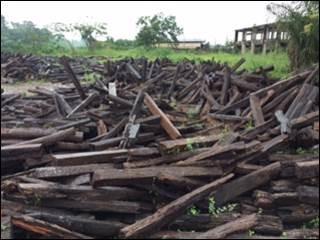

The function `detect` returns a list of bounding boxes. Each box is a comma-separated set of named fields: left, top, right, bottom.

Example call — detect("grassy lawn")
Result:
left=52, top=47, right=290, bottom=79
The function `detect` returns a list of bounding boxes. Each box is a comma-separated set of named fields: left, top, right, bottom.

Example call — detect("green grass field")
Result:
left=55, top=47, right=290, bottom=79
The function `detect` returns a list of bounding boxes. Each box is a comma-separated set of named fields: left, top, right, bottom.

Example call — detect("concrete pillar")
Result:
left=275, top=31, right=281, bottom=52
left=234, top=30, right=238, bottom=42
left=262, top=27, right=269, bottom=55
left=251, top=29, right=256, bottom=54
left=241, top=31, right=246, bottom=54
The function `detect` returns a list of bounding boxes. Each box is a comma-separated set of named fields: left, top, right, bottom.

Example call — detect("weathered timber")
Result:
left=250, top=94, right=265, bottom=126
left=51, top=149, right=128, bottom=166
left=159, top=135, right=220, bottom=151
left=34, top=212, right=126, bottom=237
left=92, top=166, right=223, bottom=187
left=11, top=215, right=92, bottom=239
left=144, top=93, right=182, bottom=139
left=196, top=214, right=258, bottom=239
left=295, top=160, right=319, bottom=179
left=212, top=162, right=281, bottom=206
left=60, top=56, right=87, bottom=100
left=119, top=174, right=234, bottom=238
left=14, top=127, right=76, bottom=146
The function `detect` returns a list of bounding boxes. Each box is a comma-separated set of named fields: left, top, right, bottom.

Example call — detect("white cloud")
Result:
left=1, top=1, right=278, bottom=44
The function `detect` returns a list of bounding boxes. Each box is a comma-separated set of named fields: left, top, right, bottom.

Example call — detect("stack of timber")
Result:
left=1, top=56, right=319, bottom=239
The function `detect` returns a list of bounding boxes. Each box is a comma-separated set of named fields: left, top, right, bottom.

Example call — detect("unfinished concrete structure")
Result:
left=234, top=23, right=289, bottom=54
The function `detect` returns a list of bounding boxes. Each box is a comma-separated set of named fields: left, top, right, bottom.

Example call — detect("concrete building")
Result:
left=234, top=23, right=289, bottom=54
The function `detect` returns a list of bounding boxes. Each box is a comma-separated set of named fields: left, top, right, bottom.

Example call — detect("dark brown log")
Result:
left=51, top=149, right=128, bottom=166
left=120, top=174, right=234, bottom=238
left=221, top=66, right=231, bottom=105
left=11, top=215, right=92, bottom=239
left=159, top=135, right=220, bottom=151
left=30, top=164, right=115, bottom=178
left=14, top=127, right=76, bottom=146
left=213, top=162, right=281, bottom=206
left=295, top=160, right=319, bottom=179
left=1, top=128, right=55, bottom=139
left=196, top=214, right=258, bottom=239
left=67, top=92, right=99, bottom=118
left=123, top=150, right=204, bottom=168
left=60, top=56, right=87, bottom=100
left=144, top=93, right=182, bottom=139
left=297, top=185, right=319, bottom=206
left=250, top=94, right=265, bottom=126
left=1, top=144, right=43, bottom=157
left=34, top=212, right=126, bottom=237
left=92, top=166, right=224, bottom=187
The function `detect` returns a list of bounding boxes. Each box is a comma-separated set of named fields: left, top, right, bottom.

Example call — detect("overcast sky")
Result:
left=1, top=1, right=281, bottom=44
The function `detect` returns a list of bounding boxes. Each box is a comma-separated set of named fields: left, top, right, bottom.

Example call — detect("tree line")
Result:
left=1, top=2, right=319, bottom=70
left=1, top=13, right=183, bottom=53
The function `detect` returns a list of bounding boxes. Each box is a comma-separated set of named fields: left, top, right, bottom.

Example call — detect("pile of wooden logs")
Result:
left=1, top=56, right=319, bottom=239
left=1, top=53, right=106, bottom=84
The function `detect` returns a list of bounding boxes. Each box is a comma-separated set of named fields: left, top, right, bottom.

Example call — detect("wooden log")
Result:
left=60, top=56, right=87, bottom=100
left=16, top=182, right=148, bottom=202
left=51, top=149, right=128, bottom=166
left=120, top=174, right=234, bottom=238
left=1, top=93, right=20, bottom=107
left=54, top=92, right=72, bottom=116
left=297, top=185, right=319, bottom=206
left=90, top=137, right=124, bottom=150
left=176, top=141, right=258, bottom=166
left=11, top=215, right=92, bottom=239
left=230, top=76, right=259, bottom=91
left=295, top=160, right=319, bottom=179
left=144, top=93, right=182, bottom=139
left=177, top=73, right=203, bottom=100
left=67, top=92, right=99, bottom=118
left=196, top=214, right=258, bottom=239
left=126, top=62, right=142, bottom=80
left=14, top=127, right=76, bottom=147
left=30, top=164, right=115, bottom=178
left=157, top=173, right=204, bottom=190
left=167, top=64, right=181, bottom=98
left=231, top=58, right=245, bottom=72
left=273, top=192, right=299, bottom=206
left=123, top=150, right=204, bottom=168
left=213, top=162, right=281, bottom=206
left=1, top=128, right=55, bottom=139
left=209, top=114, right=251, bottom=122
left=159, top=135, right=220, bottom=151
left=22, top=198, right=150, bottom=214
left=108, top=94, right=133, bottom=108
left=221, top=66, right=231, bottom=105
left=92, top=166, right=224, bottom=187
left=250, top=94, right=265, bottom=126
left=1, top=144, right=43, bottom=157
left=289, top=111, right=319, bottom=130
left=34, top=212, right=126, bottom=237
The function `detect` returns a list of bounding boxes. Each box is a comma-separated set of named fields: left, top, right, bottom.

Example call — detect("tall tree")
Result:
left=136, top=13, right=183, bottom=47
left=54, top=22, right=108, bottom=49
left=268, top=1, right=319, bottom=70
